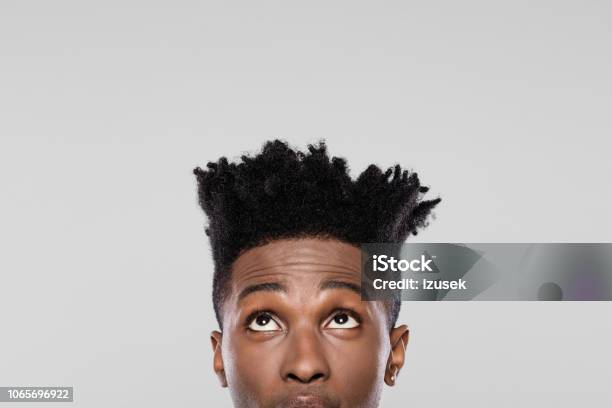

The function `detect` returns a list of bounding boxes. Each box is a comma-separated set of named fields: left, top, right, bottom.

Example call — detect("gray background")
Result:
left=1, top=1, right=611, bottom=407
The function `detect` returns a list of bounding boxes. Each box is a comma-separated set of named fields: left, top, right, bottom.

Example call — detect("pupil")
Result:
left=335, top=314, right=348, bottom=324
left=256, top=314, right=270, bottom=325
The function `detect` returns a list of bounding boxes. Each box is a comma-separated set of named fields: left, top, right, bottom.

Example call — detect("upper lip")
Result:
left=277, top=392, right=337, bottom=408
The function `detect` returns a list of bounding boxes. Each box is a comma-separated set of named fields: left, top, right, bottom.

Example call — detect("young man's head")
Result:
left=194, top=140, right=440, bottom=408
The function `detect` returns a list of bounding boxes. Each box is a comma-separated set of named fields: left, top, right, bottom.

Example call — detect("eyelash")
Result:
left=244, top=308, right=362, bottom=330
left=329, top=308, right=362, bottom=325
left=244, top=309, right=275, bottom=330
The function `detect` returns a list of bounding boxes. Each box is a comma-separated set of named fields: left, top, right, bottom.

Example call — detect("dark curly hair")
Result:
left=194, top=139, right=441, bottom=329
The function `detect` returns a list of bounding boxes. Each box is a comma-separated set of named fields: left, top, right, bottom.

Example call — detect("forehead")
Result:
left=231, top=238, right=362, bottom=289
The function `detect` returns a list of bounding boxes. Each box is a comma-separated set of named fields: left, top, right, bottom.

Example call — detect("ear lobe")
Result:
left=385, top=325, right=409, bottom=386
left=211, top=331, right=228, bottom=388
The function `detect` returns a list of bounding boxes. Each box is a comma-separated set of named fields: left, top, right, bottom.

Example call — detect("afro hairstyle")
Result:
left=194, top=139, right=441, bottom=329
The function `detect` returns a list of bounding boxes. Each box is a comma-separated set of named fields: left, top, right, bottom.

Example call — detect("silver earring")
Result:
left=389, top=365, right=398, bottom=384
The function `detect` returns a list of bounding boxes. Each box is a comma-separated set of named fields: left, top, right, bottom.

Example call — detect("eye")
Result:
left=326, top=311, right=360, bottom=329
left=247, top=312, right=282, bottom=332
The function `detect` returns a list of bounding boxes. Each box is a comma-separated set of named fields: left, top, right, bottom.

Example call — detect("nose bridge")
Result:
left=281, top=322, right=330, bottom=383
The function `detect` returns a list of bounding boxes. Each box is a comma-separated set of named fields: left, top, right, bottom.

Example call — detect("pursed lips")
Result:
left=277, top=392, right=340, bottom=408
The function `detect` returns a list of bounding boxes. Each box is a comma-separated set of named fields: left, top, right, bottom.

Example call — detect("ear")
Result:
left=210, top=331, right=228, bottom=387
left=384, top=325, right=409, bottom=386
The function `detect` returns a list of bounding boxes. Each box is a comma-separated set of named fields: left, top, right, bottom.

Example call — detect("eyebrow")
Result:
left=238, top=282, right=286, bottom=301
left=319, top=280, right=362, bottom=296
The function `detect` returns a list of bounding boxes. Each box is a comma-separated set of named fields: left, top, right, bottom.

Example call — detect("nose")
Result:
left=280, top=327, right=330, bottom=384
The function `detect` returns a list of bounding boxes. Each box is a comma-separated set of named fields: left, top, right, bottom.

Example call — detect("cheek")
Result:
left=222, top=333, right=284, bottom=399
left=324, top=331, right=390, bottom=402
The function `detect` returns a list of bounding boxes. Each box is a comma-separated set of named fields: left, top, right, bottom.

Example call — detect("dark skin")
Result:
left=211, top=238, right=409, bottom=408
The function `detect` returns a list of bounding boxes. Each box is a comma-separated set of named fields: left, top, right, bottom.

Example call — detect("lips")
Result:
left=277, top=393, right=340, bottom=408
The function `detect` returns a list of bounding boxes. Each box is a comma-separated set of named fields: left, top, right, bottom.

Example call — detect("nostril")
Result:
left=287, top=372, right=325, bottom=384
left=308, top=373, right=325, bottom=382
left=287, top=373, right=301, bottom=382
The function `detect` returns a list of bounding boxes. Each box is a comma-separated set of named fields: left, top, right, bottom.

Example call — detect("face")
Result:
left=210, top=238, right=409, bottom=408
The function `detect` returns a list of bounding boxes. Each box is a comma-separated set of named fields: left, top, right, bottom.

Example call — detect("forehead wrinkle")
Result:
left=231, top=272, right=290, bottom=292
left=234, top=261, right=359, bottom=279
left=228, top=238, right=363, bottom=305
left=232, top=266, right=360, bottom=292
